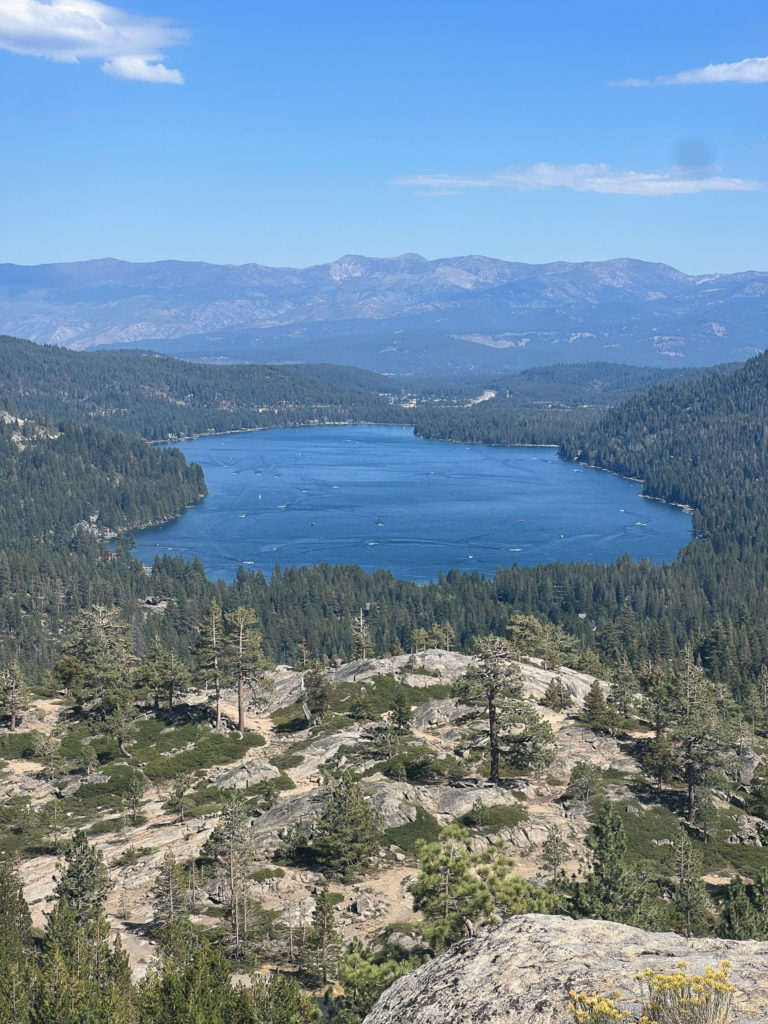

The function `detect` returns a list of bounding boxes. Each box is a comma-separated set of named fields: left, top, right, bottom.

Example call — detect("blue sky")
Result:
left=1, top=0, right=766, bottom=273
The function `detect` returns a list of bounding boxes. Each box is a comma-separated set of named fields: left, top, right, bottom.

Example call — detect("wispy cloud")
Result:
left=615, top=56, right=768, bottom=87
left=0, top=0, right=187, bottom=83
left=392, top=162, right=764, bottom=198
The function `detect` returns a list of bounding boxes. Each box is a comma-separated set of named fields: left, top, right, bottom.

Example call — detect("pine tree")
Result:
left=225, top=606, right=270, bottom=736
left=35, top=901, right=132, bottom=1024
left=581, top=679, right=608, bottom=732
left=452, top=634, right=524, bottom=784
left=54, top=605, right=134, bottom=723
left=0, top=660, right=29, bottom=731
left=312, top=770, right=382, bottom=880
left=716, top=875, right=760, bottom=939
left=201, top=791, right=253, bottom=956
left=576, top=802, right=645, bottom=925
left=152, top=850, right=187, bottom=928
left=668, top=829, right=709, bottom=936
left=608, top=656, right=637, bottom=718
left=565, top=760, right=601, bottom=804
left=540, top=824, right=571, bottom=883
left=0, top=860, right=34, bottom=1024
left=300, top=883, right=341, bottom=987
left=541, top=675, right=573, bottom=711
left=194, top=599, right=225, bottom=730
left=352, top=609, right=373, bottom=659
left=253, top=971, right=319, bottom=1024
left=336, top=940, right=416, bottom=1022
left=643, top=732, right=677, bottom=792
left=389, top=688, right=412, bottom=736
left=505, top=614, right=545, bottom=658
left=136, top=939, right=253, bottom=1024
left=151, top=850, right=195, bottom=967
left=54, top=830, right=113, bottom=925
left=169, top=772, right=193, bottom=825
left=122, top=769, right=147, bottom=825
left=410, top=824, right=551, bottom=953
left=303, top=663, right=331, bottom=725
left=669, top=650, right=739, bottom=825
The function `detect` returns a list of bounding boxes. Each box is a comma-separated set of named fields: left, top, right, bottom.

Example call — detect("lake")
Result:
left=131, top=425, right=692, bottom=583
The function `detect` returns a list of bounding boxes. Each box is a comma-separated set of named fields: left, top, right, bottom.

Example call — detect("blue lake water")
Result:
left=132, top=425, right=692, bottom=583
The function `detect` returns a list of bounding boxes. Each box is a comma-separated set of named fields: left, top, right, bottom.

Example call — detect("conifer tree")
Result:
left=312, top=770, right=382, bottom=880
left=410, top=823, right=551, bottom=953
left=194, top=599, right=225, bottom=730
left=608, top=656, right=637, bottom=719
left=169, top=772, right=193, bottom=825
left=253, top=971, right=319, bottom=1024
left=668, top=829, right=709, bottom=936
left=301, top=883, right=341, bottom=987
left=581, top=679, right=608, bottom=732
left=352, top=609, right=373, bottom=659
left=151, top=850, right=195, bottom=967
left=54, top=605, right=134, bottom=723
left=389, top=688, right=412, bottom=736
left=35, top=900, right=132, bottom=1024
left=669, top=649, right=739, bottom=825
left=201, top=791, right=253, bottom=956
left=0, top=660, right=29, bottom=731
left=122, top=769, right=147, bottom=825
left=452, top=635, right=523, bottom=784
left=576, top=802, right=644, bottom=925
left=0, top=860, right=34, bottom=1024
left=541, top=675, right=573, bottom=711
left=565, top=760, right=601, bottom=804
left=303, top=663, right=331, bottom=725
left=225, top=605, right=270, bottom=736
left=540, top=824, right=571, bottom=883
left=152, top=850, right=187, bottom=929
left=54, top=830, right=113, bottom=925
left=715, top=875, right=760, bottom=939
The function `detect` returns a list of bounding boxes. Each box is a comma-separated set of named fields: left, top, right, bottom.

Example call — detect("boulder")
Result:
left=213, top=760, right=281, bottom=790
left=362, top=913, right=768, bottom=1023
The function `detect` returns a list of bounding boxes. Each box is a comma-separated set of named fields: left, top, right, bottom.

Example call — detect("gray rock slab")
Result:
left=362, top=913, right=768, bottom=1023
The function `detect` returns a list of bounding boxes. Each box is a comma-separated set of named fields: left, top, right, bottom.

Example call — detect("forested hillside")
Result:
left=0, top=335, right=406, bottom=440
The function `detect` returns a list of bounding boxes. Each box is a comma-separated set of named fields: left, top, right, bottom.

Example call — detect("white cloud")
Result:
left=392, top=162, right=764, bottom=198
left=615, top=56, right=768, bottom=87
left=0, top=0, right=187, bottom=83
left=101, top=55, right=182, bottom=84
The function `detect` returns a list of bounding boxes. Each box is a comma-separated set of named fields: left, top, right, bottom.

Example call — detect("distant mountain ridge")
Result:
left=0, top=254, right=765, bottom=374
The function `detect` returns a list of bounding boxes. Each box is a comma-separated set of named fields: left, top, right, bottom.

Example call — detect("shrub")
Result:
left=570, top=962, right=736, bottom=1024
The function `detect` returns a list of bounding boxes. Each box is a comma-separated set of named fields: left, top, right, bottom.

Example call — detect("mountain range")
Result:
left=1, top=254, right=765, bottom=374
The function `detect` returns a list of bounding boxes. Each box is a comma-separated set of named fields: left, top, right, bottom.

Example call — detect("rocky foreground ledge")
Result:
left=362, top=914, right=768, bottom=1023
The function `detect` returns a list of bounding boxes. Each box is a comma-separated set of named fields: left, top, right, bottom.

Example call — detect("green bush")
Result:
left=383, top=806, right=442, bottom=855
left=459, top=801, right=528, bottom=833
left=0, top=731, right=46, bottom=760
left=143, top=731, right=264, bottom=782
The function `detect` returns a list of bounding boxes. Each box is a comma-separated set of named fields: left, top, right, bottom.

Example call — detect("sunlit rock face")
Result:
left=362, top=913, right=768, bottom=1024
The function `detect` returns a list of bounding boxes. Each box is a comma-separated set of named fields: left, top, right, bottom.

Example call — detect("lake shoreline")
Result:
left=130, top=425, right=694, bottom=584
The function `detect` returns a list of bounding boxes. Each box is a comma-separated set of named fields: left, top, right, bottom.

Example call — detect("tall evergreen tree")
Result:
left=0, top=860, right=34, bottom=1024
left=312, top=771, right=382, bottom=880
left=452, top=635, right=524, bottom=784
left=225, top=605, right=270, bottom=736
left=303, top=663, right=330, bottom=725
left=300, top=883, right=341, bottom=987
left=669, top=649, right=739, bottom=825
left=668, top=829, right=709, bottom=936
left=0, top=661, right=29, bottom=731
left=53, top=830, right=113, bottom=925
left=194, top=600, right=225, bottom=731
left=576, top=802, right=644, bottom=925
